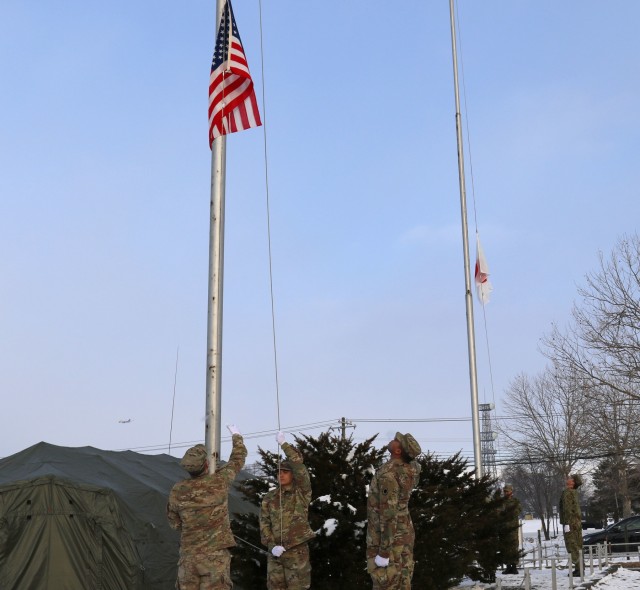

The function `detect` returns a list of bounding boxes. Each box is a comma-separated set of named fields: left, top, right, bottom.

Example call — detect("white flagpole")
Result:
left=205, top=0, right=228, bottom=474
left=448, top=0, right=483, bottom=478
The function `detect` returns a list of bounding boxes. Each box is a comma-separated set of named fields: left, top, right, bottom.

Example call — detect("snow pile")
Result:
left=594, top=567, right=640, bottom=588
left=313, top=495, right=356, bottom=514
left=322, top=518, right=338, bottom=536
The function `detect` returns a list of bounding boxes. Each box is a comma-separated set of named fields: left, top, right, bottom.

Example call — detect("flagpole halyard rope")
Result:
left=256, top=0, right=281, bottom=435
left=256, top=0, right=285, bottom=547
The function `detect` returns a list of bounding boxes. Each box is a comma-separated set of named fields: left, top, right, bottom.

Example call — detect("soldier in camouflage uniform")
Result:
left=260, top=432, right=315, bottom=590
left=167, top=425, right=247, bottom=590
left=559, top=473, right=583, bottom=576
left=500, top=484, right=521, bottom=575
left=366, top=432, right=422, bottom=590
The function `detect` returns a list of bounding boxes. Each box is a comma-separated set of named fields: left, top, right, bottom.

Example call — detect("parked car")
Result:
left=582, top=515, right=640, bottom=552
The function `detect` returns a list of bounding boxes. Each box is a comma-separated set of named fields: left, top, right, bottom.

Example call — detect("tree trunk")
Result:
left=619, top=466, right=633, bottom=518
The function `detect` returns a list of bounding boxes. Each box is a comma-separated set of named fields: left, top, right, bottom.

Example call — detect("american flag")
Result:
left=208, top=0, right=262, bottom=147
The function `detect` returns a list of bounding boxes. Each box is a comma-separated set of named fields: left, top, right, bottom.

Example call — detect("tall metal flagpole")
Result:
left=448, top=0, right=483, bottom=478
left=205, top=0, right=228, bottom=474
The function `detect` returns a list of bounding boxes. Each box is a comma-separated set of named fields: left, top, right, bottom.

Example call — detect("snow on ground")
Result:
left=452, top=519, right=640, bottom=589
left=454, top=565, right=640, bottom=589
left=594, top=568, right=640, bottom=588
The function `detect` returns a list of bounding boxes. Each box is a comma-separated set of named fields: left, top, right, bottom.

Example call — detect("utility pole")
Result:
left=330, top=417, right=355, bottom=441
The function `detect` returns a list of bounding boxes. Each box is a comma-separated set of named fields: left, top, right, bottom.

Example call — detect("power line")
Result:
left=111, top=415, right=640, bottom=471
left=116, top=418, right=342, bottom=454
left=350, top=417, right=474, bottom=423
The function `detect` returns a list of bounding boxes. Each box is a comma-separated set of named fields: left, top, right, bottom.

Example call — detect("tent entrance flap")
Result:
left=0, top=476, right=143, bottom=590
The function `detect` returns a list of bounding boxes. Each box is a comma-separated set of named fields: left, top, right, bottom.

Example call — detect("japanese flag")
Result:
left=475, top=235, right=493, bottom=304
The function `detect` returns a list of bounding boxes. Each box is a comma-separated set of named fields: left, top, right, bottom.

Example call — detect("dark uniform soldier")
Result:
left=167, top=425, right=247, bottom=590
left=500, top=484, right=521, bottom=575
left=367, top=432, right=422, bottom=590
left=260, top=432, right=315, bottom=589
left=559, top=473, right=583, bottom=576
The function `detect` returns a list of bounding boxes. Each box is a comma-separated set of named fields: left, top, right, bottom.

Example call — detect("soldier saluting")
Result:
left=367, top=432, right=422, bottom=590
left=260, top=432, right=315, bottom=590
left=167, top=425, right=247, bottom=590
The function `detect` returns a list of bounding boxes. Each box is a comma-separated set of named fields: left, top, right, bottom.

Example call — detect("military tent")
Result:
left=0, top=442, right=256, bottom=590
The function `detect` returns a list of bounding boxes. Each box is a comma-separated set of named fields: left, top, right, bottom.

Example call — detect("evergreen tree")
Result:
left=411, top=452, right=512, bottom=589
left=474, top=486, right=511, bottom=582
left=230, top=475, right=269, bottom=589
left=230, top=510, right=267, bottom=589
left=588, top=457, right=640, bottom=524
left=298, top=432, right=386, bottom=589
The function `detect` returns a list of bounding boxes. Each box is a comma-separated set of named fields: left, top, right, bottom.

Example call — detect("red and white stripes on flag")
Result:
left=474, top=234, right=493, bottom=304
left=208, top=0, right=262, bottom=147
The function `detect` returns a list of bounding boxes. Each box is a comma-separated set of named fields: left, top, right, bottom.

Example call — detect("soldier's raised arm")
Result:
left=218, top=424, right=247, bottom=484
left=278, top=432, right=311, bottom=502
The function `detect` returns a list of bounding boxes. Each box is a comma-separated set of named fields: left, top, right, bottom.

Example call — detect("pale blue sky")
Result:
left=1, top=1, right=639, bottom=466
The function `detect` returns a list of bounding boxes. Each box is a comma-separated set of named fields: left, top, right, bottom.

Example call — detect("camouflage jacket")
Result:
left=366, top=458, right=421, bottom=558
left=559, top=488, right=582, bottom=528
left=503, top=496, right=522, bottom=528
left=167, top=434, right=247, bottom=555
left=260, top=442, right=315, bottom=551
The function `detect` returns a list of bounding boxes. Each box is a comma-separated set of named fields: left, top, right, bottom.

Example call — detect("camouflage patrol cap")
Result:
left=395, top=432, right=421, bottom=459
left=570, top=473, right=583, bottom=488
left=278, top=461, right=293, bottom=472
left=181, top=444, right=207, bottom=473
left=503, top=484, right=513, bottom=492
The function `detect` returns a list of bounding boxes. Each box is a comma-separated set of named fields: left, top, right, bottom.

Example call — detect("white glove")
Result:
left=271, top=545, right=286, bottom=557
left=227, top=424, right=241, bottom=436
left=276, top=431, right=286, bottom=445
left=375, top=555, right=390, bottom=568
left=563, top=525, right=570, bottom=533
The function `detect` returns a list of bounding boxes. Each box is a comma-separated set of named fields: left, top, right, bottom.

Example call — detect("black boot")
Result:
left=509, top=565, right=519, bottom=575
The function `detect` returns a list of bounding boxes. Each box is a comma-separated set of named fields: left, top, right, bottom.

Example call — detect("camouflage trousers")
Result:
left=176, top=548, right=232, bottom=590
left=367, top=544, right=414, bottom=590
left=267, top=543, right=311, bottom=589
left=500, top=530, right=520, bottom=566
left=564, top=528, right=583, bottom=566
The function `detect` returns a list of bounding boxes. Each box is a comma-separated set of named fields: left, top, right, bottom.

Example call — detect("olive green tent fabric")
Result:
left=0, top=442, right=256, bottom=590
left=0, top=476, right=143, bottom=589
